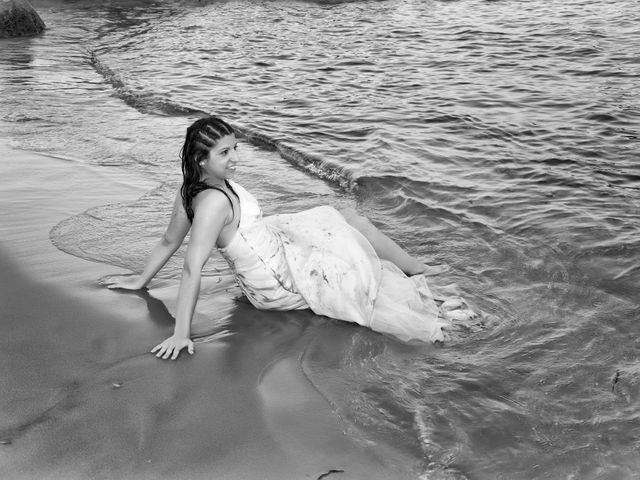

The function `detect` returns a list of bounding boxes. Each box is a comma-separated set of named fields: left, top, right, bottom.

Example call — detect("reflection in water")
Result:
left=0, top=39, right=35, bottom=87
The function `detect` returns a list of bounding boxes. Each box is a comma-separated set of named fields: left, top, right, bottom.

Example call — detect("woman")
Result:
left=101, top=116, right=473, bottom=360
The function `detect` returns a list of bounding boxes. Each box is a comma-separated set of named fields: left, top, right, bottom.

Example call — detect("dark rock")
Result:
left=0, top=0, right=45, bottom=39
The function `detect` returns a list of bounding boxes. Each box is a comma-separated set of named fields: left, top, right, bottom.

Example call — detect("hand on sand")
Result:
left=151, top=335, right=195, bottom=360
left=99, top=274, right=146, bottom=290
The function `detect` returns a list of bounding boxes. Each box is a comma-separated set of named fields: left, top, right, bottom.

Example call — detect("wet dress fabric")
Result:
left=217, top=181, right=450, bottom=343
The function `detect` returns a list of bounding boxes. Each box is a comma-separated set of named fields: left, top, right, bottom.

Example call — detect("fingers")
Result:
left=99, top=276, right=123, bottom=289
left=98, top=275, right=119, bottom=285
left=152, top=343, right=171, bottom=359
left=155, top=343, right=172, bottom=359
left=104, top=280, right=138, bottom=290
left=99, top=274, right=140, bottom=290
left=162, top=347, right=173, bottom=360
left=150, top=340, right=193, bottom=361
left=151, top=342, right=171, bottom=358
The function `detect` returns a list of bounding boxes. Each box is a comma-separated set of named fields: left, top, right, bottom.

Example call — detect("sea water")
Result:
left=1, top=0, right=639, bottom=478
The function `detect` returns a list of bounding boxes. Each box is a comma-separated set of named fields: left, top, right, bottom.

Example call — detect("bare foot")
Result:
left=407, top=262, right=450, bottom=276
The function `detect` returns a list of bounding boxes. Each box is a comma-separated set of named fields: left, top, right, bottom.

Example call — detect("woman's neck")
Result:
left=200, top=177, right=227, bottom=188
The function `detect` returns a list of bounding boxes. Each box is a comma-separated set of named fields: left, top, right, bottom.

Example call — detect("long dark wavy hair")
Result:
left=180, top=116, right=235, bottom=222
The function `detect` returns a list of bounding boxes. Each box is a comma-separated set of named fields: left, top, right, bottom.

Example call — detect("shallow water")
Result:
left=2, top=0, right=640, bottom=477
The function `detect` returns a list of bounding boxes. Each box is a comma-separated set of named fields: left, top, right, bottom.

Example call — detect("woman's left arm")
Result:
left=151, top=191, right=231, bottom=360
left=100, top=190, right=191, bottom=290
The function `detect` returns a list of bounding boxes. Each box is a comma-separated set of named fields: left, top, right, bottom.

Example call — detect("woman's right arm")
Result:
left=100, top=190, right=191, bottom=290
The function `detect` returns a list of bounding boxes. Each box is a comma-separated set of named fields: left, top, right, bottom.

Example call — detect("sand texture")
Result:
left=0, top=143, right=416, bottom=479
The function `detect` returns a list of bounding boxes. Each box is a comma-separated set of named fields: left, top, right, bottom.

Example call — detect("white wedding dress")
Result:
left=212, top=180, right=459, bottom=343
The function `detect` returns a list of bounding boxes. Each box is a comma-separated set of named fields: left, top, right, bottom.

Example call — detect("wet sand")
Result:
left=0, top=143, right=415, bottom=479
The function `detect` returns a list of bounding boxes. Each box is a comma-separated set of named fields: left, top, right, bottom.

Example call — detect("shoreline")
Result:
left=0, top=143, right=416, bottom=479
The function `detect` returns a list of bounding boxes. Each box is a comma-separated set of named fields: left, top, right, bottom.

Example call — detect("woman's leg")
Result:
left=339, top=208, right=426, bottom=276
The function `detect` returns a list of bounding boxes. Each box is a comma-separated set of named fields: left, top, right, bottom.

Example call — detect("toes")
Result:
left=444, top=309, right=473, bottom=322
left=441, top=297, right=464, bottom=311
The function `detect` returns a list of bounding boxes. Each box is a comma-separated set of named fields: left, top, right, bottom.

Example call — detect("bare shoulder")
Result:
left=193, top=189, right=232, bottom=220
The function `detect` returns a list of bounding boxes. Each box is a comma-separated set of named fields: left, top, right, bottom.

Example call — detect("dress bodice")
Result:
left=217, top=181, right=306, bottom=310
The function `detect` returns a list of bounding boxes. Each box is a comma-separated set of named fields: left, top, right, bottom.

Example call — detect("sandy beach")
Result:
left=0, top=143, right=417, bottom=480
left=2, top=0, right=638, bottom=476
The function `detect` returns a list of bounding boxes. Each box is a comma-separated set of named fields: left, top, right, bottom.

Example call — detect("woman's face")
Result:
left=200, top=134, right=239, bottom=183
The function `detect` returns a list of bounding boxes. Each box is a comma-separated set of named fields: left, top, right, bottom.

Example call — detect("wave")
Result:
left=88, top=50, right=208, bottom=117
left=235, top=126, right=356, bottom=190
left=88, top=49, right=356, bottom=190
